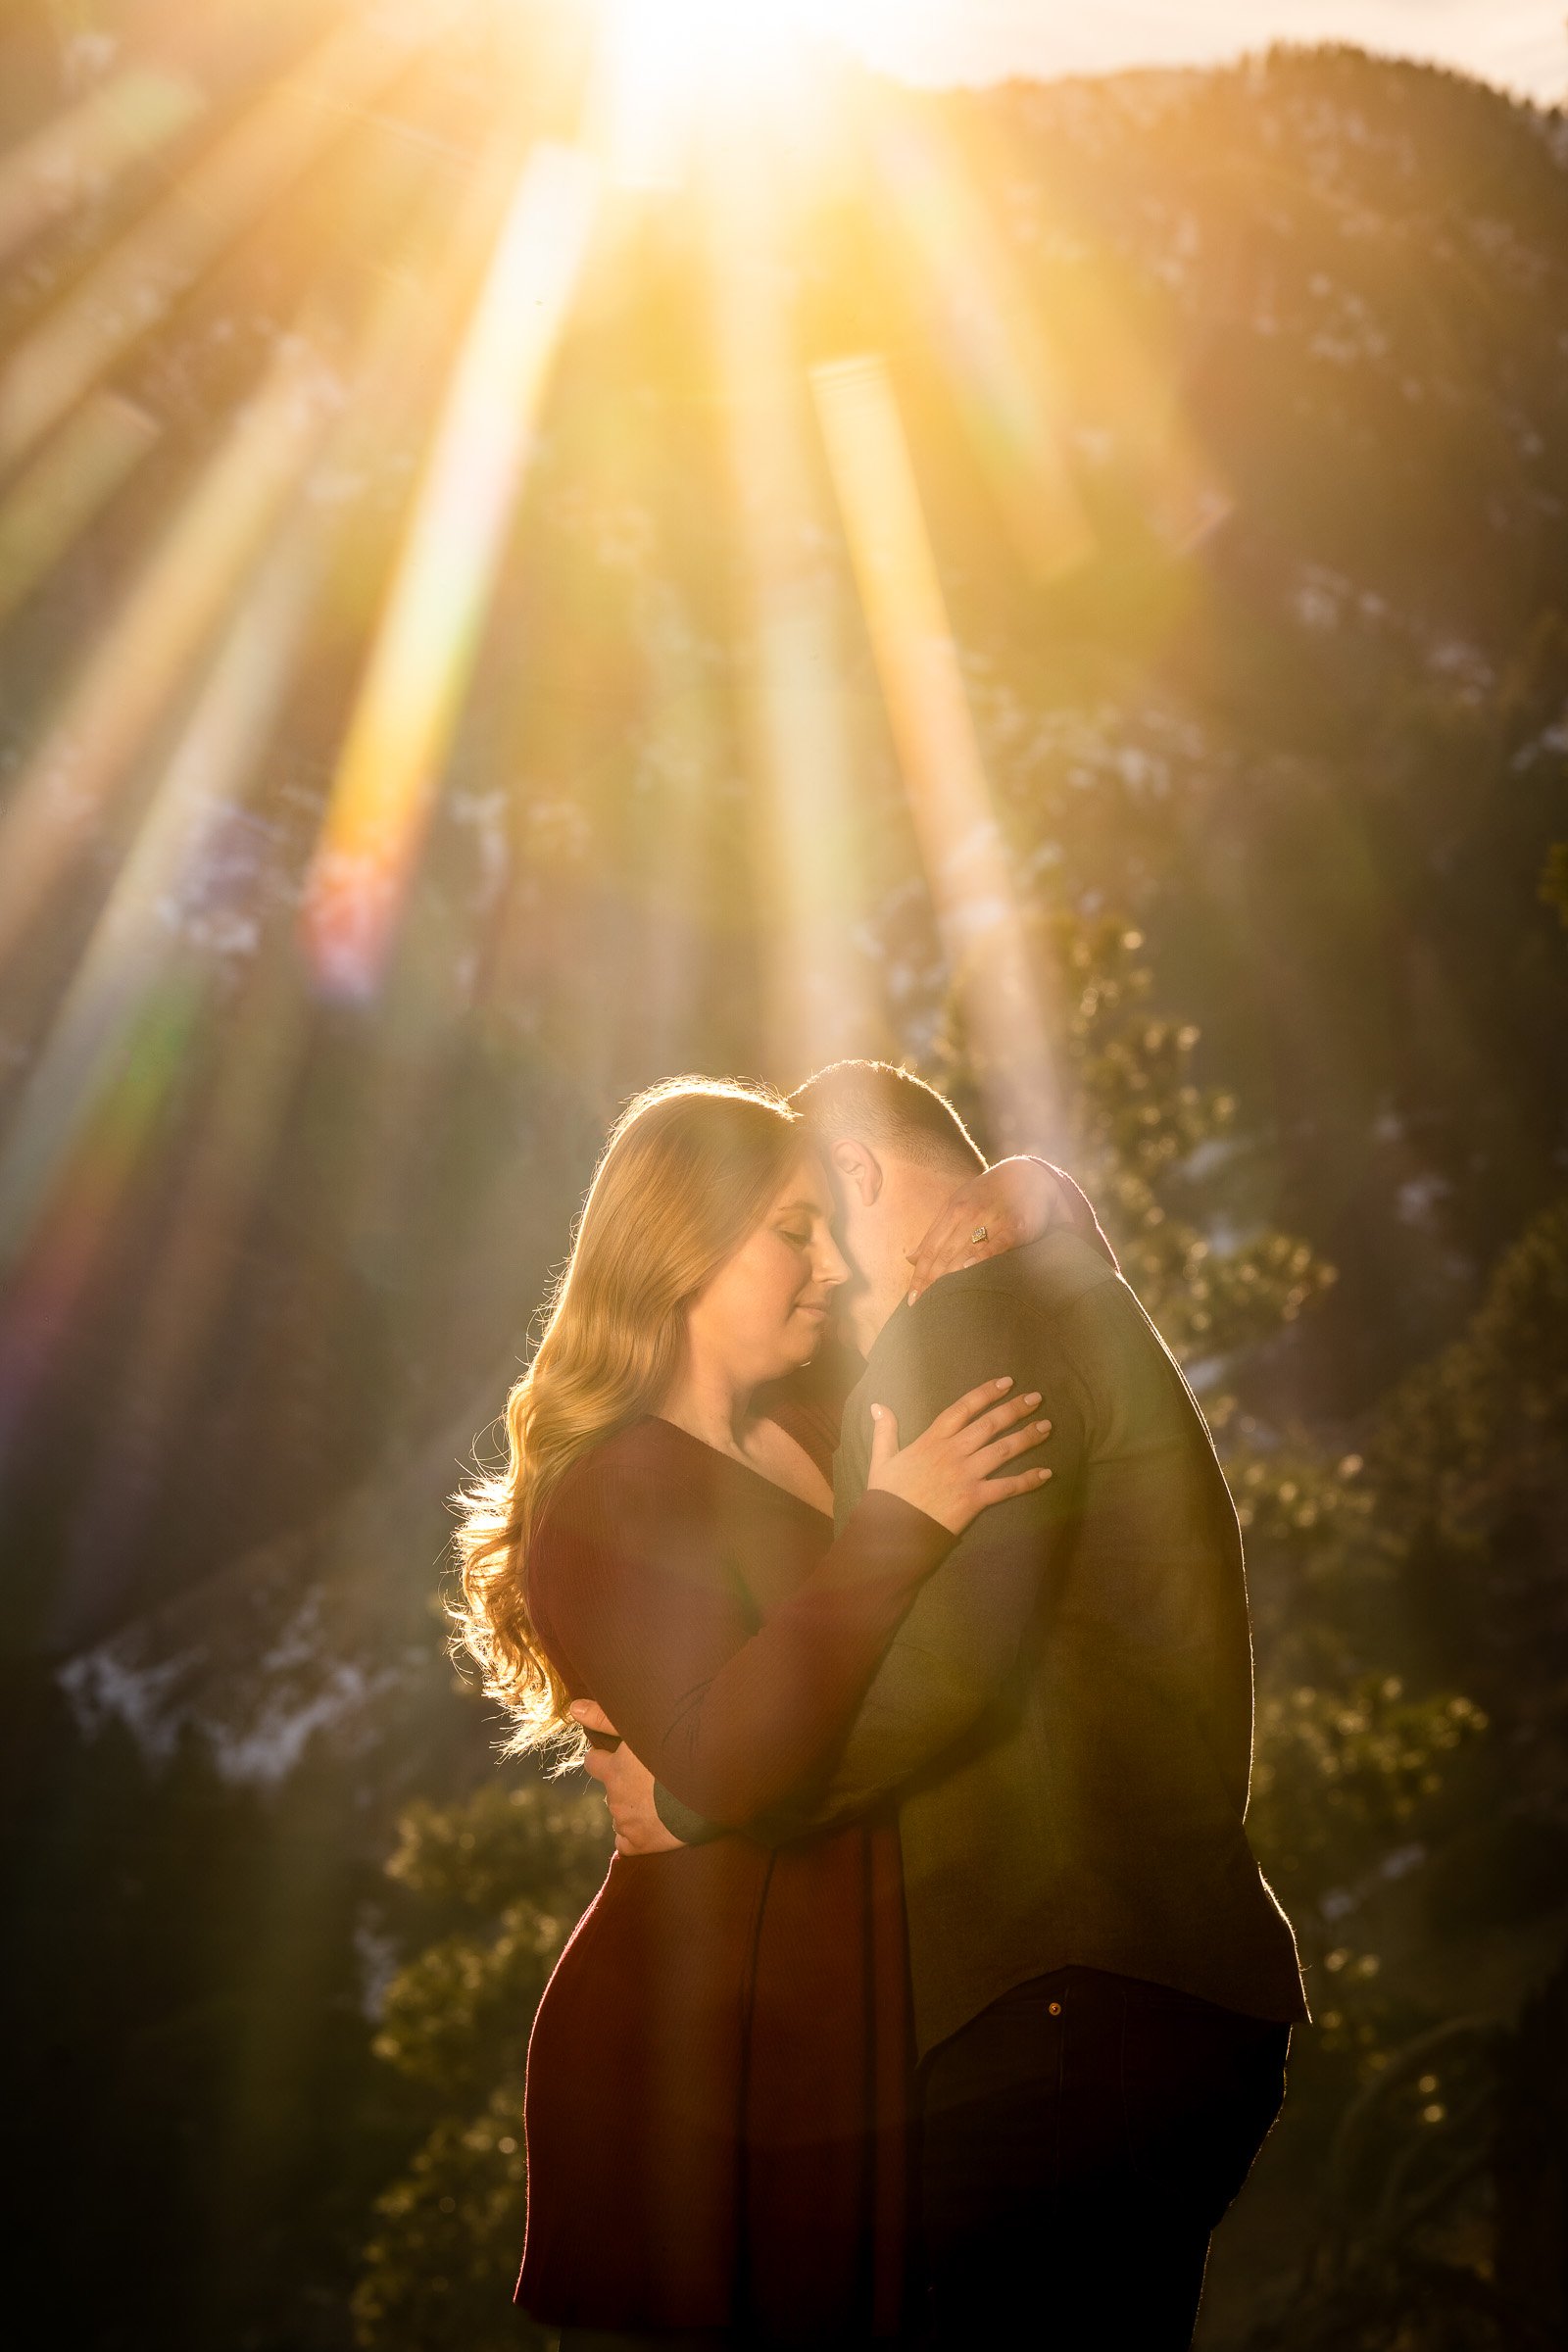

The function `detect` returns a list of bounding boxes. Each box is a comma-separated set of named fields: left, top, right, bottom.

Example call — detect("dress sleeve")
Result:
left=529, top=1453, right=955, bottom=1829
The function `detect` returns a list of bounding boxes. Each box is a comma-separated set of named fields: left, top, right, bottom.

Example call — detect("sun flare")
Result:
left=596, top=0, right=857, bottom=181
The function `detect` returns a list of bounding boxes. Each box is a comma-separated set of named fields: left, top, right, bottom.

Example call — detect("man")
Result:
left=578, top=1060, right=1307, bottom=2346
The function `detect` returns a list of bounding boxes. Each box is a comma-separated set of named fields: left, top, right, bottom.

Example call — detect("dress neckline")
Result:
left=646, top=1414, right=834, bottom=1524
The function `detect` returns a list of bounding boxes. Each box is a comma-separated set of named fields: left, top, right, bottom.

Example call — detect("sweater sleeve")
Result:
left=1030, top=1159, right=1120, bottom=1274
left=530, top=1449, right=956, bottom=1829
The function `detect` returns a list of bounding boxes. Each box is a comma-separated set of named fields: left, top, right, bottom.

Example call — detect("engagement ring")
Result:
left=971, top=1225, right=988, bottom=1245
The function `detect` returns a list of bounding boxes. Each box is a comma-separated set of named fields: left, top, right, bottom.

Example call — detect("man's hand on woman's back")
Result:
left=570, top=1700, right=684, bottom=1853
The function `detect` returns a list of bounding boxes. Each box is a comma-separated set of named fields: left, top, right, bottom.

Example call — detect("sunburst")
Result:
left=0, top=0, right=1207, bottom=1488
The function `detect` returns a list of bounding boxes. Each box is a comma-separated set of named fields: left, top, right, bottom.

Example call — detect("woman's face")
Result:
left=685, top=1150, right=850, bottom=1388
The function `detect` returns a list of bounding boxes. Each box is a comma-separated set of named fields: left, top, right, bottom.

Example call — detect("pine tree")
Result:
left=352, top=1778, right=609, bottom=2350
left=1228, top=1192, right=1568, bottom=2349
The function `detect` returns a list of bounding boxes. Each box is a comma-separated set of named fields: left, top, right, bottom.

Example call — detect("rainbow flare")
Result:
left=300, top=139, right=600, bottom=1000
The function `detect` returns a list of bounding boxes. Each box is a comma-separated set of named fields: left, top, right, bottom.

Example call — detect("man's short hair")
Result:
left=790, top=1059, right=985, bottom=1176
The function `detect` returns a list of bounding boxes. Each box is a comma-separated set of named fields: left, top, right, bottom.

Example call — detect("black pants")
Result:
left=918, top=1967, right=1290, bottom=2349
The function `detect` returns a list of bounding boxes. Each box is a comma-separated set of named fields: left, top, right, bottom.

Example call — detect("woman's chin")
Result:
left=778, top=1316, right=827, bottom=1369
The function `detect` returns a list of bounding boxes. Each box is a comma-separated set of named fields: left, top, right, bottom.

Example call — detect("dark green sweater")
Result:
left=813, top=1231, right=1307, bottom=2055
left=656, top=1232, right=1309, bottom=2056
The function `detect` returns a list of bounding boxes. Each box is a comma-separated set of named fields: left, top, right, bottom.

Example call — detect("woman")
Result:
left=453, top=1078, right=1057, bottom=2348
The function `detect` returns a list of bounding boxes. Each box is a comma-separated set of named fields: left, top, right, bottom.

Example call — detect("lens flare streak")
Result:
left=300, top=140, right=599, bottom=1000
left=0, top=338, right=335, bottom=970
left=0, top=0, right=449, bottom=476
left=811, top=353, right=1060, bottom=1148
left=0, top=528, right=317, bottom=1284
left=0, top=390, right=162, bottom=629
left=704, top=125, right=878, bottom=1076
left=868, top=110, right=1094, bottom=583
left=0, top=62, right=207, bottom=270
left=0, top=155, right=527, bottom=1476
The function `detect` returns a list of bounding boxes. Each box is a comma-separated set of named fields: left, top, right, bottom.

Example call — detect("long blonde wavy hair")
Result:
left=451, top=1076, right=808, bottom=1757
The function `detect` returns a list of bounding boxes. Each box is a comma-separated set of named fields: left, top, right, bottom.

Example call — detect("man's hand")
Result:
left=906, top=1157, right=1114, bottom=1304
left=569, top=1700, right=685, bottom=1855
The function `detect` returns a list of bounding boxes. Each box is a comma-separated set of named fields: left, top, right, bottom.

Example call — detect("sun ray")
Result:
left=0, top=0, right=454, bottom=478
left=0, top=960, right=206, bottom=1473
left=627, top=580, right=732, bottom=1069
left=0, top=137, right=531, bottom=1497
left=980, top=106, right=1232, bottom=558
left=0, top=524, right=317, bottom=1292
left=0, top=332, right=336, bottom=973
left=811, top=352, right=1062, bottom=1151
left=0, top=388, right=161, bottom=630
left=702, top=114, right=883, bottom=1080
left=0, top=55, right=207, bottom=270
left=865, top=102, right=1096, bottom=585
left=299, top=137, right=600, bottom=1000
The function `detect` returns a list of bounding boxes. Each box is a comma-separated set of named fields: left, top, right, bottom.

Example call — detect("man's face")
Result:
left=815, top=1155, right=873, bottom=1354
left=811, top=1142, right=910, bottom=1358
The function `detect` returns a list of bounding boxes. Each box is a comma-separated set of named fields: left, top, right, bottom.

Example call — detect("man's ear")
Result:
left=830, top=1137, right=883, bottom=1205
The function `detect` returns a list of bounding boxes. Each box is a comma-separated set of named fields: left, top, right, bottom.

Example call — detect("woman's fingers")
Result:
left=982, top=1463, right=1054, bottom=1503
left=932, top=1376, right=1014, bottom=1438
left=956, top=1390, right=1043, bottom=1451
left=868, top=1400, right=901, bottom=1476
left=906, top=1207, right=1010, bottom=1304
left=906, top=1214, right=976, bottom=1303
left=973, top=1417, right=1053, bottom=1473
left=872, top=1379, right=1054, bottom=1532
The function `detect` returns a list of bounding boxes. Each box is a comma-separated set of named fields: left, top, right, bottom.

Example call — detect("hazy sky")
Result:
left=841, top=2, right=1566, bottom=108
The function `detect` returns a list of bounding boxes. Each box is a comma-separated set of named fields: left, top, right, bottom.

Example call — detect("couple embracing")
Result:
left=454, top=1060, right=1307, bottom=2350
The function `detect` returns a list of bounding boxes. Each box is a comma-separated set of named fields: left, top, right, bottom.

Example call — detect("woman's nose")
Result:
left=816, top=1231, right=851, bottom=1288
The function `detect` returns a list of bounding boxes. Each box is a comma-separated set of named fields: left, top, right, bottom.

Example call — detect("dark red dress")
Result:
left=516, top=1385, right=955, bottom=2345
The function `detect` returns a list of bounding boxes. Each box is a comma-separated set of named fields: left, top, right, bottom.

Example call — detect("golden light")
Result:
left=0, top=57, right=206, bottom=270
left=300, top=139, right=600, bottom=999
left=811, top=355, right=1062, bottom=1152
left=596, top=0, right=861, bottom=181
left=0, top=0, right=1191, bottom=1412
left=0, top=337, right=336, bottom=975
left=0, top=3, right=445, bottom=475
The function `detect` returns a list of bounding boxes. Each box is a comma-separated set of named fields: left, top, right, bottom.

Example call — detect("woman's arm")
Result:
left=536, top=1384, right=1050, bottom=1831
left=623, top=1290, right=1100, bottom=1853
left=905, top=1158, right=1118, bottom=1303
left=538, top=1481, right=952, bottom=1830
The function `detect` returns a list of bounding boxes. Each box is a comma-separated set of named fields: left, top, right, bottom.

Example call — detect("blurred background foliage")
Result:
left=0, top=4, right=1565, bottom=2347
